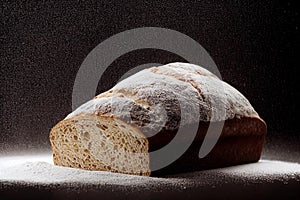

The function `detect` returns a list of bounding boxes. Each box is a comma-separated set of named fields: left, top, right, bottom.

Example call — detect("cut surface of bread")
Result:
left=50, top=62, right=267, bottom=176
left=50, top=114, right=150, bottom=176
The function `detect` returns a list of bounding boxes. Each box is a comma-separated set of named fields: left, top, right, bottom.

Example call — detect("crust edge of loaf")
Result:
left=150, top=116, right=267, bottom=176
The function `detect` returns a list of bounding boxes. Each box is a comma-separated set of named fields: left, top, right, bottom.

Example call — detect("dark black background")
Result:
left=1, top=0, right=299, bottom=153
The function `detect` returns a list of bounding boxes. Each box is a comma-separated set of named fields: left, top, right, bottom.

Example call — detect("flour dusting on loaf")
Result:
left=67, top=62, right=258, bottom=131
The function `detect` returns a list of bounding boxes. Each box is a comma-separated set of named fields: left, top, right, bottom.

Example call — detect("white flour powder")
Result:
left=0, top=154, right=299, bottom=186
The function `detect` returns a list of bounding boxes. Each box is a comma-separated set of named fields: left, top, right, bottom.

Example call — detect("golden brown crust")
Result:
left=150, top=116, right=267, bottom=176
left=147, top=116, right=267, bottom=151
left=151, top=134, right=266, bottom=176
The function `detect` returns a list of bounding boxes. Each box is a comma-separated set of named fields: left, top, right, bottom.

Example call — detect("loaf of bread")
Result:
left=50, top=62, right=267, bottom=176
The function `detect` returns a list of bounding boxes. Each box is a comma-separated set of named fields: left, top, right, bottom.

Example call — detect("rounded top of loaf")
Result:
left=67, top=62, right=259, bottom=133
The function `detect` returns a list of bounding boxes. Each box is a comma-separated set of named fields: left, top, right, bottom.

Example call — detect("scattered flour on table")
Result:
left=0, top=154, right=179, bottom=187
left=0, top=154, right=300, bottom=186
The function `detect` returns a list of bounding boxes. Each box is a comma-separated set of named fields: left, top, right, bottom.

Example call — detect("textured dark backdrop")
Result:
left=1, top=1, right=299, bottom=153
